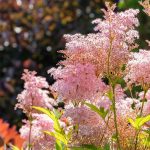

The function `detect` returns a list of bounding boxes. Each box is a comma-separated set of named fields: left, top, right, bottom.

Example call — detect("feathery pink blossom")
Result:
left=60, top=3, right=139, bottom=78
left=49, top=63, right=107, bottom=104
left=62, top=33, right=106, bottom=76
left=20, top=113, right=55, bottom=150
left=16, top=69, right=55, bottom=113
left=63, top=105, right=108, bottom=147
left=63, top=105, right=103, bottom=126
left=97, top=96, right=111, bottom=110
left=139, top=90, right=150, bottom=100
left=125, top=50, right=150, bottom=86
left=143, top=100, right=150, bottom=115
left=97, top=84, right=125, bottom=110
left=92, top=3, right=139, bottom=74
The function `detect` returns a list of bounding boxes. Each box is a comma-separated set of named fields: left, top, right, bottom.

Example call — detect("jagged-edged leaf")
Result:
left=128, top=115, right=150, bottom=130
left=55, top=140, right=65, bottom=150
left=32, top=106, right=61, bottom=132
left=44, top=131, right=67, bottom=145
left=84, top=102, right=108, bottom=119
left=128, top=118, right=139, bottom=130
left=11, top=145, right=21, bottom=150
left=138, top=115, right=150, bottom=127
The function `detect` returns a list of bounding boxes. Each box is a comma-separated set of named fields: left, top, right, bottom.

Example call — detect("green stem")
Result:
left=28, top=115, right=32, bottom=150
left=112, top=85, right=121, bottom=150
left=134, top=90, right=147, bottom=150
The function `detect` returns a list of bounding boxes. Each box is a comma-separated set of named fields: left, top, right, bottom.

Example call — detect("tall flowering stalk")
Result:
left=124, top=49, right=150, bottom=150
left=47, top=2, right=139, bottom=149
left=16, top=70, right=55, bottom=149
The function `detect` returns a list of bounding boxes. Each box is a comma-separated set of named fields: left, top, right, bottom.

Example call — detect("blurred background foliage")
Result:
left=0, top=0, right=150, bottom=128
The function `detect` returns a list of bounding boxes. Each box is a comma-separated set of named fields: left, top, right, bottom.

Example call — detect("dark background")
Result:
left=0, top=0, right=150, bottom=128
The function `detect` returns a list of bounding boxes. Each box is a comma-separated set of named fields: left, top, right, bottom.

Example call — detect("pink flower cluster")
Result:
left=49, top=63, right=107, bottom=103
left=49, top=3, right=139, bottom=104
left=63, top=105, right=103, bottom=126
left=20, top=114, right=55, bottom=150
left=96, top=85, right=134, bottom=116
left=16, top=69, right=55, bottom=113
left=92, top=4, right=139, bottom=74
left=60, top=3, right=139, bottom=77
left=125, top=50, right=150, bottom=86
left=63, top=104, right=107, bottom=146
left=16, top=70, right=55, bottom=149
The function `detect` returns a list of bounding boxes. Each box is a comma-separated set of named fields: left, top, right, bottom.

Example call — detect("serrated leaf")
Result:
left=84, top=102, right=108, bottom=119
left=55, top=140, right=65, bottom=150
left=44, top=131, right=67, bottom=145
left=138, top=115, right=150, bottom=127
left=11, top=145, right=21, bottom=150
left=32, top=106, right=55, bottom=120
left=128, top=118, right=138, bottom=129
left=129, top=115, right=150, bottom=130
left=33, top=106, right=61, bottom=132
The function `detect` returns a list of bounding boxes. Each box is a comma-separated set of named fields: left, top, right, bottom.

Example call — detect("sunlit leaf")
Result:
left=32, top=106, right=61, bottom=132
left=44, top=131, right=67, bottom=145
left=84, top=102, right=108, bottom=119
left=128, top=115, right=150, bottom=130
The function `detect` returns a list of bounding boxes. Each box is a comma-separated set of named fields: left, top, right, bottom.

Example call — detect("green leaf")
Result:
left=33, top=106, right=61, bottom=132
left=128, top=118, right=138, bottom=129
left=118, top=1, right=125, bottom=9
left=32, top=106, right=55, bottom=120
left=138, top=115, right=150, bottom=127
left=143, top=129, right=150, bottom=135
left=53, top=109, right=62, bottom=119
left=118, top=0, right=141, bottom=9
left=103, top=143, right=110, bottom=150
left=55, top=141, right=62, bottom=150
left=55, top=140, right=65, bottom=150
left=128, top=115, right=150, bottom=130
left=44, top=131, right=67, bottom=145
left=33, top=106, right=71, bottom=147
left=139, top=133, right=150, bottom=147
left=10, top=145, right=21, bottom=150
left=72, top=144, right=101, bottom=150
left=142, top=137, right=150, bottom=147
left=106, top=90, right=113, bottom=101
left=112, top=133, right=117, bottom=141
left=84, top=102, right=108, bottom=119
